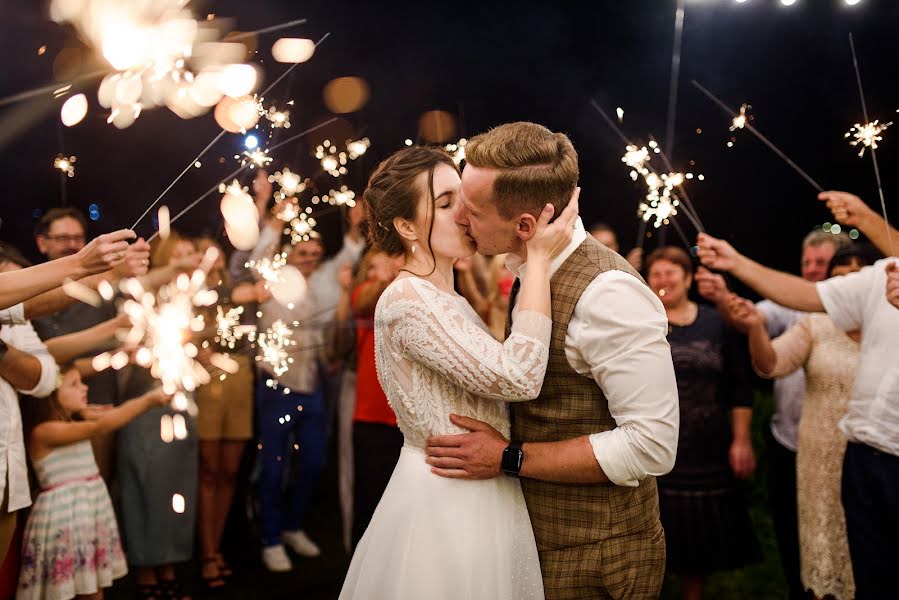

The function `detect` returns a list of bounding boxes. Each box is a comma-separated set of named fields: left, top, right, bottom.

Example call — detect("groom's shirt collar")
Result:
left=505, top=217, right=587, bottom=280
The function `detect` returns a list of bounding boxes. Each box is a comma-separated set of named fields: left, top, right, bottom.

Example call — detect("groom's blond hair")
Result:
left=464, top=122, right=579, bottom=219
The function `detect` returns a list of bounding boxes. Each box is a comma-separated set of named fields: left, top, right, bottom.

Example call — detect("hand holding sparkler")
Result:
left=695, top=267, right=730, bottom=306
left=75, top=229, right=137, bottom=276
left=886, top=262, right=899, bottom=310
left=111, top=238, right=151, bottom=279
left=818, top=191, right=876, bottom=229
left=695, top=233, right=742, bottom=273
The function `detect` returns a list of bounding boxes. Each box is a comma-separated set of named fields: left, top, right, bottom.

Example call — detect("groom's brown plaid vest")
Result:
left=507, top=237, right=663, bottom=582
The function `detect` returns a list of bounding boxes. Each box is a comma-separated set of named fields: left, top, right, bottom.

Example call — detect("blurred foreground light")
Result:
left=272, top=38, right=315, bottom=63
left=61, top=93, right=88, bottom=126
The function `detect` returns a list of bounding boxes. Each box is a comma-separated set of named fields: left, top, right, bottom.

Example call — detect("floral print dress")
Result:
left=18, top=440, right=127, bottom=600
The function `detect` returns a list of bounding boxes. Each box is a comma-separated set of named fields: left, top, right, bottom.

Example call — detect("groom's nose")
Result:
left=454, top=203, right=470, bottom=226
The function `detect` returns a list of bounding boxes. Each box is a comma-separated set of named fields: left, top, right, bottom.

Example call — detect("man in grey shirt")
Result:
left=30, top=208, right=120, bottom=482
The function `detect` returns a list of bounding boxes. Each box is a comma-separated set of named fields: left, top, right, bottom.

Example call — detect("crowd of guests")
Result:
left=0, top=159, right=896, bottom=600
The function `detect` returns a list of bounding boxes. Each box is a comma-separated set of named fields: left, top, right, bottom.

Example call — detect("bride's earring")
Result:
left=411, top=242, right=416, bottom=254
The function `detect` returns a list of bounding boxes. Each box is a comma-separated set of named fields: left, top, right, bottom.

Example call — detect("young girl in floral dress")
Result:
left=17, top=366, right=169, bottom=600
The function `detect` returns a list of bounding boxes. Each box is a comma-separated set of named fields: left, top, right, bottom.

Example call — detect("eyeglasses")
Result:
left=42, top=234, right=85, bottom=244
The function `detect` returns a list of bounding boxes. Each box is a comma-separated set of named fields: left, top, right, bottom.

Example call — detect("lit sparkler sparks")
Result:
left=54, top=154, right=76, bottom=177
left=214, top=305, right=254, bottom=350
left=238, top=148, right=273, bottom=168
left=265, top=105, right=291, bottom=129
left=346, top=137, right=370, bottom=159
left=845, top=120, right=892, bottom=157
left=246, top=252, right=288, bottom=284
left=253, top=319, right=295, bottom=376
left=286, top=214, right=317, bottom=244
left=50, top=0, right=260, bottom=128
left=444, top=138, right=467, bottom=164
left=270, top=168, right=308, bottom=200
left=322, top=185, right=356, bottom=207
left=88, top=249, right=230, bottom=413
left=730, top=104, right=750, bottom=131
left=315, top=140, right=347, bottom=176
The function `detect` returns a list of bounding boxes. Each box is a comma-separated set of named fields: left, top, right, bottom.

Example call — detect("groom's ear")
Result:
left=515, top=212, right=539, bottom=242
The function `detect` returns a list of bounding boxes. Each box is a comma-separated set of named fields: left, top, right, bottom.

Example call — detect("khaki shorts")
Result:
left=196, top=353, right=254, bottom=441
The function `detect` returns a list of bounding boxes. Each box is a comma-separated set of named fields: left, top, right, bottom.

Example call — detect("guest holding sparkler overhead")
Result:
left=117, top=233, right=200, bottom=600
left=248, top=204, right=363, bottom=573
left=725, top=243, right=879, bottom=600
left=696, top=193, right=899, bottom=599
left=645, top=246, right=760, bottom=600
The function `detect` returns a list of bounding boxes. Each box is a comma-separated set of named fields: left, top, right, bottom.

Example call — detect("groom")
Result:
left=425, top=122, right=680, bottom=599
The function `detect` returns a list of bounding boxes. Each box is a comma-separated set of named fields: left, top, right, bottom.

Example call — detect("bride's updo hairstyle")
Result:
left=362, top=146, right=459, bottom=256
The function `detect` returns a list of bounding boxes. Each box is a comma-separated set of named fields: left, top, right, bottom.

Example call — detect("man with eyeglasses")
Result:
left=31, top=207, right=120, bottom=483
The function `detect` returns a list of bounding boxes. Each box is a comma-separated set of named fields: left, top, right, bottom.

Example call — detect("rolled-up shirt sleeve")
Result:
left=567, top=271, right=680, bottom=487
left=816, top=261, right=882, bottom=332
left=5, top=322, right=59, bottom=398
left=0, top=304, right=26, bottom=326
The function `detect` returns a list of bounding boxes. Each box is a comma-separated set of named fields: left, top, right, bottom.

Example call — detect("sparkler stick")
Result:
left=147, top=165, right=250, bottom=242
left=691, top=80, right=824, bottom=193
left=226, top=18, right=308, bottom=40
left=591, top=99, right=705, bottom=234
left=131, top=31, right=332, bottom=231
left=0, top=69, right=108, bottom=109
left=848, top=33, right=895, bottom=256
left=666, top=0, right=686, bottom=157
left=267, top=117, right=340, bottom=152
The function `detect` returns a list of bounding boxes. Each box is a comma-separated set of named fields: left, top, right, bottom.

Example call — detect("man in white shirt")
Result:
left=697, top=230, right=899, bottom=600
left=0, top=321, right=59, bottom=566
left=426, top=122, right=679, bottom=599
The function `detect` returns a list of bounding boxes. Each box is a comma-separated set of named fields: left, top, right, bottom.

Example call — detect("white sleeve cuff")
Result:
left=589, top=430, right=642, bottom=488
left=19, top=353, right=59, bottom=398
left=0, top=304, right=26, bottom=325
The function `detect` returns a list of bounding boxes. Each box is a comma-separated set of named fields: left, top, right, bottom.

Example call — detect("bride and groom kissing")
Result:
left=340, top=122, right=680, bottom=600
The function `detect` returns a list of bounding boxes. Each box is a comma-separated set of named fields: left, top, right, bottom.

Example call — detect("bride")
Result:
left=339, top=145, right=579, bottom=600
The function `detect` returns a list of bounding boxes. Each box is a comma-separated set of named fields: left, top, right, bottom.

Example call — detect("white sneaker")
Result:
left=283, top=530, right=321, bottom=558
left=262, top=544, right=293, bottom=572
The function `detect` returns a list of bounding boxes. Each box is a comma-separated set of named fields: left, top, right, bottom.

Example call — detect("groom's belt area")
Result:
left=520, top=476, right=661, bottom=550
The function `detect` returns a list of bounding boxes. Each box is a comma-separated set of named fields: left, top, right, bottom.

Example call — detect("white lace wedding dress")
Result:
left=339, top=276, right=550, bottom=600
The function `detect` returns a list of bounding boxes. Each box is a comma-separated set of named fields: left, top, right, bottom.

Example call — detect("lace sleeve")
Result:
left=381, top=278, right=551, bottom=401
left=767, top=316, right=813, bottom=379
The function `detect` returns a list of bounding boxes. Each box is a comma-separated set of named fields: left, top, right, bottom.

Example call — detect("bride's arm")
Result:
left=382, top=278, right=551, bottom=401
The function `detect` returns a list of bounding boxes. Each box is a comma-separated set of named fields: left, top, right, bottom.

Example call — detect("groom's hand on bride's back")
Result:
left=425, top=414, right=508, bottom=480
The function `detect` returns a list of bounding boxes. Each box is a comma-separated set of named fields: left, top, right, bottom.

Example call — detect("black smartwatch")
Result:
left=501, top=440, right=524, bottom=477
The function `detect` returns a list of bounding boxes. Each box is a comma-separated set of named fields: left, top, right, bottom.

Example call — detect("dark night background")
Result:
left=1, top=0, right=897, bottom=269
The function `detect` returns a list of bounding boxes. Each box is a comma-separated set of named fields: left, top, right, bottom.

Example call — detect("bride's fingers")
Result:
left=534, top=203, right=556, bottom=230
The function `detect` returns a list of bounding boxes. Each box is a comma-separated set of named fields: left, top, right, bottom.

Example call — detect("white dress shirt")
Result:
left=817, top=258, right=899, bottom=457
left=507, top=218, right=679, bottom=487
left=0, top=321, right=59, bottom=511
left=0, top=304, right=26, bottom=326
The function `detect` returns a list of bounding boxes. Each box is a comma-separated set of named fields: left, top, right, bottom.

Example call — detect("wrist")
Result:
left=65, top=254, right=89, bottom=280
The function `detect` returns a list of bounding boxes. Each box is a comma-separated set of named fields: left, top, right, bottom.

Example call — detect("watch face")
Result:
left=502, top=447, right=523, bottom=473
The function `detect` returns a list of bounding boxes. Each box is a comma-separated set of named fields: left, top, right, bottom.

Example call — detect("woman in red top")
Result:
left=349, top=250, right=404, bottom=548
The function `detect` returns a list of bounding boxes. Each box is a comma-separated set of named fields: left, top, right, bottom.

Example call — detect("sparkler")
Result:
left=286, top=214, right=318, bottom=244
left=214, top=305, right=253, bottom=350
left=54, top=154, right=76, bottom=177
left=444, top=138, right=467, bottom=164
left=246, top=252, right=288, bottom=284
left=845, top=120, right=891, bottom=157
left=691, top=80, right=825, bottom=193
left=315, top=140, right=348, bottom=177
left=270, top=168, right=308, bottom=200
left=347, top=137, right=371, bottom=160
left=238, top=148, right=273, bottom=169
left=265, top=105, right=292, bottom=129
left=253, top=319, right=295, bottom=376
left=322, top=186, right=357, bottom=207
left=87, top=248, right=232, bottom=414
left=730, top=104, right=750, bottom=131
left=848, top=33, right=894, bottom=256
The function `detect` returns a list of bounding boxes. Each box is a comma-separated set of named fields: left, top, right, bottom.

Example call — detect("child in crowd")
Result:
left=17, top=366, right=169, bottom=600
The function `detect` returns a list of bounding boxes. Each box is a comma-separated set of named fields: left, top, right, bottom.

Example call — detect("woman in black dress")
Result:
left=645, top=247, right=761, bottom=600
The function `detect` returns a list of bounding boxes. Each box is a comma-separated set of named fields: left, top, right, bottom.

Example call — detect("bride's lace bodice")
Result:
left=374, top=276, right=552, bottom=449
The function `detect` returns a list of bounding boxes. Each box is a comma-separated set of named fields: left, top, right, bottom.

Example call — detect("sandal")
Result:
left=157, top=578, right=192, bottom=600
left=201, top=556, right=227, bottom=591
left=214, top=553, right=233, bottom=579
left=137, top=582, right=162, bottom=600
